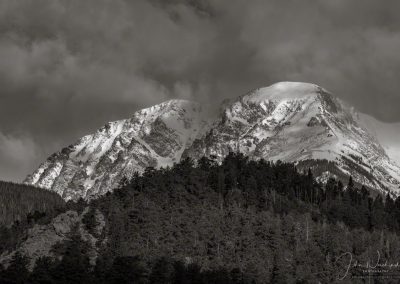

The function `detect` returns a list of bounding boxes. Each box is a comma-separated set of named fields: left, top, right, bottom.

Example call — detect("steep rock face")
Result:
left=184, top=82, right=400, bottom=193
left=357, top=113, right=400, bottom=167
left=25, top=82, right=400, bottom=199
left=25, top=100, right=208, bottom=200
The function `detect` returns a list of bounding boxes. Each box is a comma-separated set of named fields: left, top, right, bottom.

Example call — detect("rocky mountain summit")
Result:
left=25, top=82, right=400, bottom=200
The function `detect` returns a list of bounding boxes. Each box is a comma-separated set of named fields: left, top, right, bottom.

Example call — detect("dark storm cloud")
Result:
left=1, top=0, right=400, bottom=181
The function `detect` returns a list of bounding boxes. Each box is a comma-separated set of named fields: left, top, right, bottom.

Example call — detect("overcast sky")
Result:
left=1, top=0, right=400, bottom=182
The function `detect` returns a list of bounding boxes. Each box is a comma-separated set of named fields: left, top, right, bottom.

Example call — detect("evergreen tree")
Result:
left=29, top=256, right=54, bottom=284
left=51, top=228, right=92, bottom=284
left=106, top=256, right=149, bottom=284
left=0, top=252, right=29, bottom=284
left=270, top=254, right=288, bottom=284
left=347, top=176, right=354, bottom=189
left=149, top=257, right=175, bottom=284
left=370, top=195, right=386, bottom=230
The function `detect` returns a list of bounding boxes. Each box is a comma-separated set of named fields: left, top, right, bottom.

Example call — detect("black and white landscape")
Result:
left=23, top=82, right=400, bottom=201
left=1, top=1, right=400, bottom=283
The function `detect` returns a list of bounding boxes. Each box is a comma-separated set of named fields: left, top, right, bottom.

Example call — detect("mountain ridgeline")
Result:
left=3, top=82, right=400, bottom=283
left=2, top=154, right=400, bottom=282
left=24, top=82, right=400, bottom=200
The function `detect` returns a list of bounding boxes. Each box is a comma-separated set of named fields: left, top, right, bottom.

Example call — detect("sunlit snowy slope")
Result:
left=25, top=82, right=400, bottom=200
left=357, top=114, right=400, bottom=167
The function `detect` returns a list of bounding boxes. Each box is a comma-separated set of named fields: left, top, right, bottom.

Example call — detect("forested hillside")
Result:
left=0, top=181, right=65, bottom=227
left=0, top=181, right=66, bottom=257
left=2, top=153, right=400, bottom=283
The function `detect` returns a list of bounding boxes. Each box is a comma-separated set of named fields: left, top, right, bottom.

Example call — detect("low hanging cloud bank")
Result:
left=1, top=0, right=400, bottom=182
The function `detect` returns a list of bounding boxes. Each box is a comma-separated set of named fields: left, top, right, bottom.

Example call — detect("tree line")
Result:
left=2, top=153, right=400, bottom=283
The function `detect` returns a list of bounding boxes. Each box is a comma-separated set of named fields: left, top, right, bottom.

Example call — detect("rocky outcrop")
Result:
left=0, top=208, right=106, bottom=270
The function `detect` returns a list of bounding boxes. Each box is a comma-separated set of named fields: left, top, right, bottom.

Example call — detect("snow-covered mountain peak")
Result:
left=24, top=98, right=209, bottom=200
left=243, top=82, right=320, bottom=103
left=154, top=98, right=200, bottom=111
left=25, top=82, right=400, bottom=200
left=133, top=99, right=202, bottom=121
left=185, top=82, right=400, bottom=195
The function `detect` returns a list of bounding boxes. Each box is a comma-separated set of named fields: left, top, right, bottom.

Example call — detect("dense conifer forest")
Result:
left=2, top=153, right=400, bottom=283
left=0, top=181, right=65, bottom=227
left=0, top=181, right=66, bottom=255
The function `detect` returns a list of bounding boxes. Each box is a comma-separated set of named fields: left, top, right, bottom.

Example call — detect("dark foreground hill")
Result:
left=2, top=153, right=400, bottom=283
